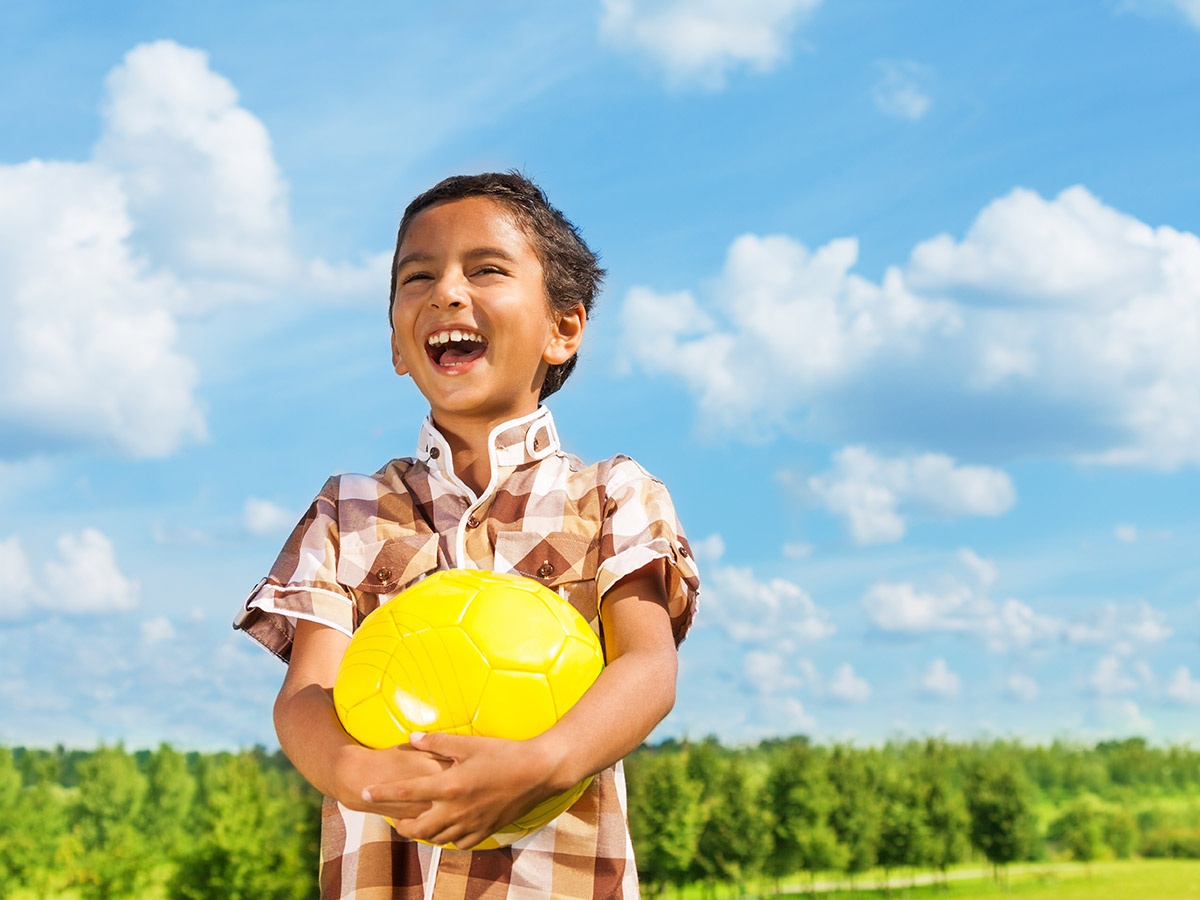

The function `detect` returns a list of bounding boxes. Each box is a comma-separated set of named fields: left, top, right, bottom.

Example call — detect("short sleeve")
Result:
left=233, top=476, right=354, bottom=662
left=596, top=458, right=700, bottom=645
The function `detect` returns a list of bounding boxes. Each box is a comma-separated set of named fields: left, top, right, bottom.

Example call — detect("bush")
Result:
left=1139, top=827, right=1200, bottom=859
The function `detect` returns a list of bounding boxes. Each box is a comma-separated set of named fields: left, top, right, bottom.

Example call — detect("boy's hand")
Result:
left=363, top=731, right=559, bottom=850
left=334, top=740, right=454, bottom=822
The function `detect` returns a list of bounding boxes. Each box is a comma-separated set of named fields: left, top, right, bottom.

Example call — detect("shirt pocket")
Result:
left=493, top=530, right=600, bottom=629
left=338, top=533, right=439, bottom=627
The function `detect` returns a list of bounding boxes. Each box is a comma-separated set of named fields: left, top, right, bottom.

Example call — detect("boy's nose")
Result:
left=431, top=277, right=469, bottom=309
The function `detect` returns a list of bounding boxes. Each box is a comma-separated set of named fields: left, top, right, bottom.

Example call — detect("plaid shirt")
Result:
left=234, top=406, right=700, bottom=900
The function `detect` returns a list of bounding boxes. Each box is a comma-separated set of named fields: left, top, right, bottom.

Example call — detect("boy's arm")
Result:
left=369, top=559, right=677, bottom=849
left=275, top=618, right=449, bottom=816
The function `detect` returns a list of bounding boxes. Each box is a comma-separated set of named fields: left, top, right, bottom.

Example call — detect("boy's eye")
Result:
left=401, top=271, right=431, bottom=285
left=473, top=265, right=505, bottom=277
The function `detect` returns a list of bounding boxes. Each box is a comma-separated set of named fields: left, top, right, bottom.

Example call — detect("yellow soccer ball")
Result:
left=333, top=567, right=605, bottom=849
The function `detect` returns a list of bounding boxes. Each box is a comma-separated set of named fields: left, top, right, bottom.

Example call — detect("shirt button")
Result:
left=536, top=561, right=554, bottom=578
left=679, top=545, right=689, bottom=558
left=429, top=447, right=440, bottom=459
left=376, top=566, right=393, bottom=582
left=466, top=515, right=480, bottom=529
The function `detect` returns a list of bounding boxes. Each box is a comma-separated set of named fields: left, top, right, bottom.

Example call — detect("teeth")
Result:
left=427, top=330, right=485, bottom=346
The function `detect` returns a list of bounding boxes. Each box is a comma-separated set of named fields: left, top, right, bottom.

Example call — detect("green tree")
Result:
left=920, top=740, right=970, bottom=884
left=827, top=745, right=880, bottom=891
left=875, top=767, right=931, bottom=890
left=72, top=744, right=150, bottom=900
left=1047, top=795, right=1106, bottom=865
left=142, top=743, right=196, bottom=857
left=8, top=756, right=71, bottom=900
left=764, top=741, right=846, bottom=894
left=0, top=747, right=23, bottom=899
left=965, top=755, right=1037, bottom=883
left=693, top=750, right=771, bottom=896
left=1103, top=805, right=1137, bottom=859
left=170, top=751, right=314, bottom=900
left=626, top=749, right=704, bottom=897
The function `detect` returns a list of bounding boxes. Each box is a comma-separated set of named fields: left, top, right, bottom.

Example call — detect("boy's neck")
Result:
left=429, top=409, right=531, bottom=497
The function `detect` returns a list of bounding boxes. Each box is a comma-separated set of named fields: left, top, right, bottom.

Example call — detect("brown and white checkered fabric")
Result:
left=234, top=406, right=700, bottom=900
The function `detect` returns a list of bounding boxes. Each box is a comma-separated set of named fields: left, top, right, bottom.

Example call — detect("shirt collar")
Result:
left=416, top=406, right=561, bottom=486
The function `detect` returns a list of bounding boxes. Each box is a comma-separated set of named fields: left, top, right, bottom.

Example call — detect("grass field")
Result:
left=761, top=859, right=1200, bottom=900
left=12, top=858, right=1200, bottom=900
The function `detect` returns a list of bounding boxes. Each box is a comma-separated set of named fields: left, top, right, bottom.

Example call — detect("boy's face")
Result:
left=390, top=196, right=584, bottom=431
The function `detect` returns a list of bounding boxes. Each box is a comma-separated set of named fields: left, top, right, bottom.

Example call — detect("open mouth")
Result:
left=426, top=329, right=489, bottom=368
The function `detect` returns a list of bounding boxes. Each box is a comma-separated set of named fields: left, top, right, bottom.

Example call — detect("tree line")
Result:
left=625, top=735, right=1200, bottom=896
left=4, top=736, right=1200, bottom=899
left=0, top=744, right=319, bottom=900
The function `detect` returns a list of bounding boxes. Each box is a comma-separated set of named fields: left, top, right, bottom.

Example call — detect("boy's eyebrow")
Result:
left=395, top=251, right=435, bottom=271
left=395, top=247, right=519, bottom=270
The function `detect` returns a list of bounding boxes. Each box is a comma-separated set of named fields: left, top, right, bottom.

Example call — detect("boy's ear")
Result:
left=391, top=331, right=409, bottom=376
left=543, top=304, right=586, bottom=366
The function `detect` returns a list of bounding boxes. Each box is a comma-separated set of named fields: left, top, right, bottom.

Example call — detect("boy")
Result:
left=234, top=172, right=700, bottom=900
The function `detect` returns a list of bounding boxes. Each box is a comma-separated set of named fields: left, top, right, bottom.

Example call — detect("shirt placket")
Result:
left=459, top=495, right=495, bottom=570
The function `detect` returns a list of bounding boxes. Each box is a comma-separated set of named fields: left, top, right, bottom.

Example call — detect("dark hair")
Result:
left=389, top=171, right=605, bottom=401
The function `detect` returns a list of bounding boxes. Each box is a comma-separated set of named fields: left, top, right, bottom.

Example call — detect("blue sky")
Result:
left=2, top=0, right=1200, bottom=749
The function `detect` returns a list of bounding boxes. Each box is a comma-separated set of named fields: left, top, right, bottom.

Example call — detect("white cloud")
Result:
left=1065, top=602, right=1172, bottom=647
left=689, top=532, right=727, bottom=563
left=1, top=529, right=139, bottom=619
left=1006, top=673, right=1040, bottom=702
left=829, top=663, right=871, bottom=703
left=1097, top=698, right=1153, bottom=735
left=242, top=497, right=295, bottom=536
left=599, top=0, right=821, bottom=88
left=743, top=650, right=804, bottom=693
left=0, top=160, right=204, bottom=458
left=1134, top=660, right=1158, bottom=693
left=43, top=529, right=139, bottom=614
left=1166, top=666, right=1200, bottom=704
left=619, top=185, right=1200, bottom=470
left=1169, top=0, right=1200, bottom=27
left=862, top=580, right=974, bottom=634
left=0, top=41, right=385, bottom=462
left=95, top=41, right=293, bottom=292
left=141, top=616, right=177, bottom=645
left=872, top=60, right=932, bottom=121
left=1090, top=655, right=1139, bottom=696
left=957, top=548, right=998, bottom=590
left=782, top=541, right=813, bottom=560
left=1115, top=524, right=1139, bottom=543
left=1121, top=0, right=1200, bottom=30
left=775, top=696, right=818, bottom=733
left=0, top=536, right=36, bottom=620
left=807, top=446, right=1015, bottom=544
left=921, top=658, right=961, bottom=699
left=620, top=233, right=958, bottom=438
left=862, top=550, right=1170, bottom=654
left=702, top=534, right=835, bottom=646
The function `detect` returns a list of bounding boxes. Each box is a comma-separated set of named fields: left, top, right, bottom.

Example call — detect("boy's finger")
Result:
left=364, top=772, right=450, bottom=804
left=408, top=730, right=479, bottom=760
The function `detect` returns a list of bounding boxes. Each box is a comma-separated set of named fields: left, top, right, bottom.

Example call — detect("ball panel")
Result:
left=333, top=661, right=386, bottom=719
left=512, top=776, right=592, bottom=832
left=388, top=593, right=471, bottom=633
left=546, top=635, right=605, bottom=717
left=461, top=586, right=567, bottom=672
left=339, top=692, right=409, bottom=749
left=544, top=592, right=597, bottom=638
left=472, top=670, right=557, bottom=740
left=384, top=627, right=490, bottom=733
